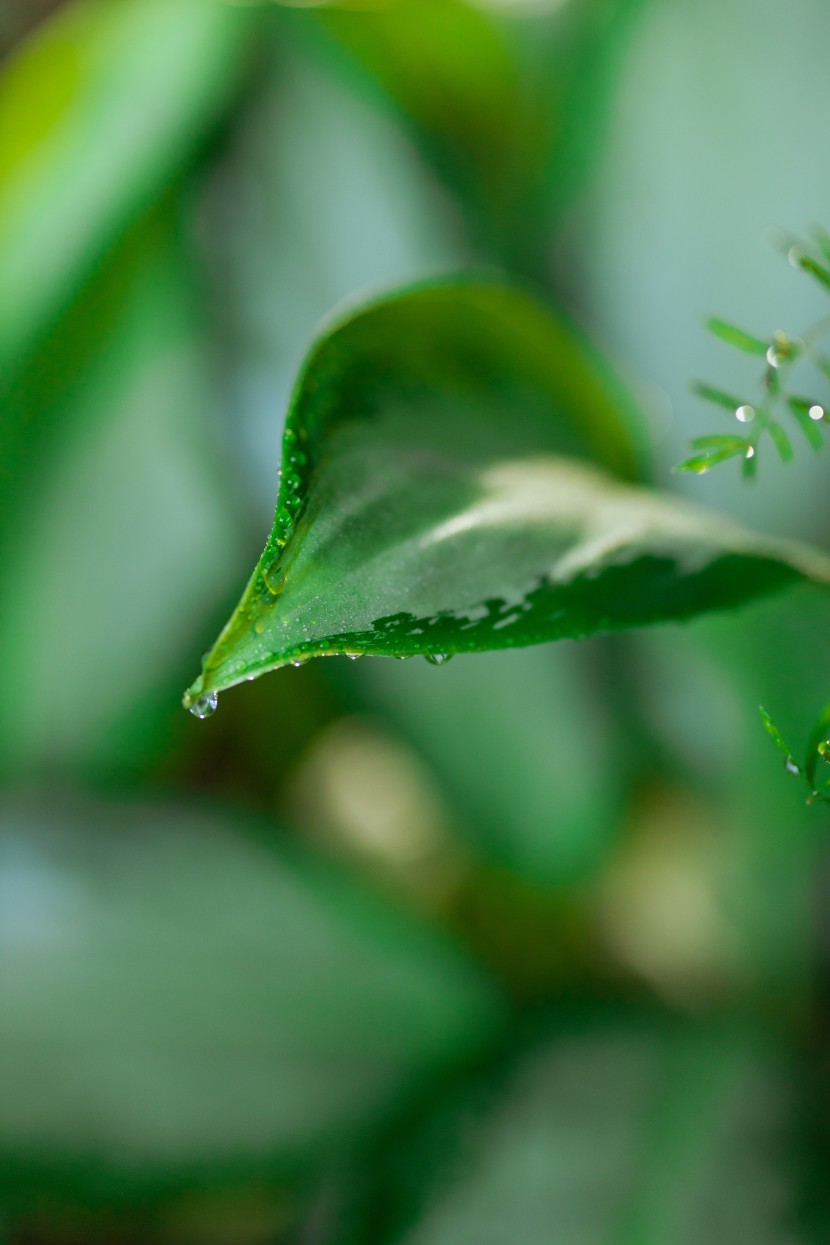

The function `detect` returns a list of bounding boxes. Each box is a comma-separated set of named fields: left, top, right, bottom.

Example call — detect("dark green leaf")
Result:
left=184, top=282, right=830, bottom=709
left=705, top=318, right=769, bottom=356
left=0, top=796, right=500, bottom=1201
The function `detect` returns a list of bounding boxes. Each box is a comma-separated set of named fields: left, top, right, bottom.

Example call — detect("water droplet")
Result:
left=425, top=653, right=452, bottom=666
left=766, top=345, right=782, bottom=368
left=745, top=445, right=756, bottom=459
left=785, top=756, right=801, bottom=777
left=346, top=653, right=363, bottom=661
left=189, top=691, right=218, bottom=720
left=291, top=657, right=310, bottom=668
left=809, top=404, right=825, bottom=421
left=818, top=741, right=830, bottom=763
left=735, top=404, right=755, bottom=423
left=254, top=618, right=267, bottom=634
left=788, top=245, right=804, bottom=269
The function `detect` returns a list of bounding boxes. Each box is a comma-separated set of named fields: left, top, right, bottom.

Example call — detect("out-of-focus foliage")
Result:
left=3, top=0, right=830, bottom=1243
left=0, top=797, right=499, bottom=1204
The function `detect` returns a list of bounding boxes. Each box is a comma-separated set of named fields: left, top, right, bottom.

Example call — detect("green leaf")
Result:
left=327, top=1014, right=804, bottom=1245
left=0, top=208, right=247, bottom=779
left=0, top=796, right=500, bottom=1204
left=705, top=317, right=769, bottom=356
left=692, top=382, right=747, bottom=412
left=761, top=707, right=796, bottom=761
left=184, top=282, right=830, bottom=710
left=793, top=251, right=830, bottom=295
left=689, top=435, right=752, bottom=452
left=768, top=421, right=794, bottom=463
left=788, top=397, right=826, bottom=450
left=673, top=450, right=743, bottom=475
left=302, top=0, right=547, bottom=271
left=674, top=435, right=754, bottom=475
left=303, top=0, right=646, bottom=273
left=0, top=0, right=250, bottom=370
left=805, top=699, right=830, bottom=789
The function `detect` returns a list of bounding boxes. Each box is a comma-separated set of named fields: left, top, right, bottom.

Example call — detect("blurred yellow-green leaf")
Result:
left=0, top=0, right=251, bottom=370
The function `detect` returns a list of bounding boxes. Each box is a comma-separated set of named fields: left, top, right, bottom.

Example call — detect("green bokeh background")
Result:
left=2, top=1, right=830, bottom=1242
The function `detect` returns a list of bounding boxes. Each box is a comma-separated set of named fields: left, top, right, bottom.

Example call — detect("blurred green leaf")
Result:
left=352, top=645, right=622, bottom=887
left=303, top=0, right=645, bottom=274
left=788, top=399, right=826, bottom=451
left=792, top=251, right=830, bottom=296
left=759, top=706, right=794, bottom=760
left=0, top=795, right=501, bottom=1207
left=328, top=1014, right=803, bottom=1245
left=674, top=440, right=752, bottom=474
left=804, top=699, right=830, bottom=789
left=304, top=0, right=546, bottom=271
left=0, top=207, right=247, bottom=779
left=705, top=318, right=769, bottom=356
left=769, top=422, right=794, bottom=464
left=0, top=0, right=251, bottom=369
left=185, top=282, right=830, bottom=708
left=692, top=382, right=747, bottom=412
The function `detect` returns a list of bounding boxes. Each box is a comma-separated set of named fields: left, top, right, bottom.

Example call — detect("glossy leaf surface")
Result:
left=185, top=283, right=830, bottom=710
left=0, top=797, right=500, bottom=1198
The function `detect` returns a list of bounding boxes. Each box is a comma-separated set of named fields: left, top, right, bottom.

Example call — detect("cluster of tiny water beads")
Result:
left=186, top=651, right=455, bottom=718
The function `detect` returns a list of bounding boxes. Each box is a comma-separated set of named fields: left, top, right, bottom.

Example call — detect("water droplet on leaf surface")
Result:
left=425, top=653, right=452, bottom=666
left=189, top=691, right=218, bottom=720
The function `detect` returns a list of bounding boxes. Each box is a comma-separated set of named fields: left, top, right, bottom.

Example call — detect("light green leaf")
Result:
left=0, top=796, right=500, bottom=1201
left=759, top=706, right=794, bottom=760
left=0, top=0, right=250, bottom=369
left=184, top=282, right=830, bottom=712
left=705, top=317, right=769, bottom=356
left=692, top=382, right=747, bottom=412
